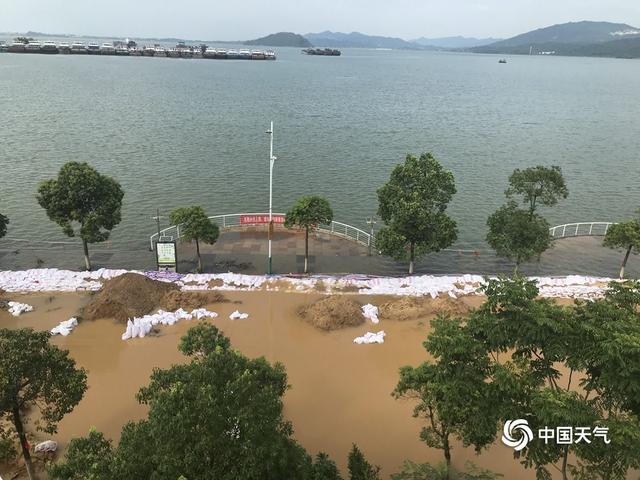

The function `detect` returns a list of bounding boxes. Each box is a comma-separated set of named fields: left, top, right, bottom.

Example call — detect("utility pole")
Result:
left=366, top=216, right=377, bottom=256
left=151, top=208, right=162, bottom=251
left=266, top=121, right=277, bottom=274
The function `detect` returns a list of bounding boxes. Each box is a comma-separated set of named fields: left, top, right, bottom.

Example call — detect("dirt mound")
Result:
left=83, top=273, right=178, bottom=322
left=159, top=290, right=227, bottom=311
left=379, top=295, right=470, bottom=322
left=298, top=296, right=365, bottom=331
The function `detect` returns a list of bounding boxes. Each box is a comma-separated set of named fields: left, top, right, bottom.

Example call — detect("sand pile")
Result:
left=298, top=296, right=365, bottom=331
left=379, top=296, right=471, bottom=322
left=83, top=273, right=178, bottom=322
left=159, top=290, right=227, bottom=311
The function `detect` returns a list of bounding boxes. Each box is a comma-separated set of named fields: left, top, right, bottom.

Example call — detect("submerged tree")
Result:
left=36, top=161, right=124, bottom=271
left=505, top=165, right=568, bottom=217
left=0, top=328, right=87, bottom=480
left=376, top=153, right=458, bottom=274
left=603, top=215, right=640, bottom=279
left=284, top=195, right=334, bottom=274
left=486, top=201, right=551, bottom=273
left=169, top=206, right=219, bottom=273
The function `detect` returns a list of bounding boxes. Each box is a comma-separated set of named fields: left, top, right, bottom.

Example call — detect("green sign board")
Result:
left=156, top=241, right=177, bottom=271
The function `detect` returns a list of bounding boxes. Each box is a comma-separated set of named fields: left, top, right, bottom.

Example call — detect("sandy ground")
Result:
left=0, top=290, right=563, bottom=479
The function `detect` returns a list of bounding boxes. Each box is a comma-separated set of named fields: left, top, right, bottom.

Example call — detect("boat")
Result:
left=180, top=48, right=193, bottom=59
left=203, top=47, right=217, bottom=59
left=498, top=58, right=507, bottom=64
left=143, top=46, right=155, bottom=56
left=265, top=50, right=276, bottom=60
left=214, top=49, right=228, bottom=59
left=70, top=42, right=87, bottom=54
left=100, top=43, right=116, bottom=55
left=0, top=42, right=8, bottom=53
left=251, top=50, right=265, bottom=60
left=153, top=45, right=167, bottom=57
left=115, top=45, right=130, bottom=56
left=58, top=42, right=71, bottom=53
left=7, top=41, right=25, bottom=53
left=226, top=49, right=239, bottom=59
left=41, top=41, right=59, bottom=54
left=129, top=47, right=142, bottom=56
left=302, top=48, right=341, bottom=56
left=239, top=49, right=251, bottom=59
left=87, top=43, right=100, bottom=54
left=167, top=48, right=181, bottom=58
left=24, top=41, right=42, bottom=53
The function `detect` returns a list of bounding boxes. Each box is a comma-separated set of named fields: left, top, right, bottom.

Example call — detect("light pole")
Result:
left=266, top=121, right=277, bottom=274
left=366, top=216, right=377, bottom=256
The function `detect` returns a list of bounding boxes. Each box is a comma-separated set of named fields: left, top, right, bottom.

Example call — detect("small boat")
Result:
left=180, top=48, right=193, bottom=58
left=41, top=41, right=59, bottom=54
left=203, top=47, right=217, bottom=59
left=58, top=42, right=71, bottom=53
left=251, top=50, right=265, bottom=60
left=265, top=50, right=276, bottom=60
left=24, top=41, right=42, bottom=53
left=100, top=43, right=116, bottom=55
left=153, top=45, right=167, bottom=57
left=498, top=58, right=507, bottom=64
left=70, top=42, right=87, bottom=54
left=115, top=45, right=129, bottom=56
left=129, top=47, right=142, bottom=56
left=226, top=49, right=239, bottom=59
left=8, top=41, right=26, bottom=53
left=239, top=49, right=251, bottom=59
left=0, top=42, right=8, bottom=53
left=167, top=48, right=181, bottom=58
left=87, top=43, right=100, bottom=54
left=214, top=49, right=228, bottom=59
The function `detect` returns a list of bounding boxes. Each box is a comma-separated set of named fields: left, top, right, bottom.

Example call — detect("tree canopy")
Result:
left=505, top=165, right=568, bottom=215
left=603, top=215, right=640, bottom=279
left=284, top=195, right=334, bottom=273
left=36, top=161, right=124, bottom=271
left=169, top=206, right=219, bottom=273
left=0, top=328, right=88, bottom=480
left=486, top=201, right=551, bottom=272
left=376, top=153, right=458, bottom=274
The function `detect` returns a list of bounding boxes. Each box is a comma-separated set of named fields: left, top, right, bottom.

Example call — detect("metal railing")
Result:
left=149, top=213, right=373, bottom=250
left=549, top=222, right=615, bottom=239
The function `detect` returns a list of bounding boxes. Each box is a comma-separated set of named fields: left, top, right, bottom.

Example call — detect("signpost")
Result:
left=266, top=121, right=277, bottom=274
left=156, top=240, right=177, bottom=272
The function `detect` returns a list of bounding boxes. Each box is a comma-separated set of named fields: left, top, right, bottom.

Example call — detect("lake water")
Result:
left=1, top=44, right=639, bottom=272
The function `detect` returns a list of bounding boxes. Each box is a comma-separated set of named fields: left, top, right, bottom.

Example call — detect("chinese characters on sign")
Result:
left=502, top=419, right=611, bottom=451
left=240, top=214, right=285, bottom=225
left=156, top=241, right=177, bottom=272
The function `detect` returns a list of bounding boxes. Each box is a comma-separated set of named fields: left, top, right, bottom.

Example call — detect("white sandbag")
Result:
left=353, top=331, right=386, bottom=345
left=121, top=308, right=219, bottom=340
left=362, top=304, right=379, bottom=324
left=229, top=310, right=249, bottom=320
left=34, top=440, right=57, bottom=453
left=50, top=318, right=78, bottom=336
left=7, top=302, right=33, bottom=316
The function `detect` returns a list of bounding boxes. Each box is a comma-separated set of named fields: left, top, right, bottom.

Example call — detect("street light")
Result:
left=366, top=216, right=377, bottom=256
left=266, top=121, right=277, bottom=274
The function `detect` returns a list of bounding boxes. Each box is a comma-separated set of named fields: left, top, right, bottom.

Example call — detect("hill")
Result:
left=304, top=31, right=420, bottom=49
left=412, top=36, right=502, bottom=49
left=244, top=32, right=312, bottom=47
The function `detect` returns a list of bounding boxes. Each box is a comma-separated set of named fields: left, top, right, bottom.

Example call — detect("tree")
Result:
left=486, top=201, right=551, bottom=273
left=0, top=328, right=88, bottom=480
left=169, top=206, right=219, bottom=273
left=603, top=216, right=640, bottom=279
left=393, top=316, right=499, bottom=479
left=284, top=195, right=334, bottom=274
left=376, top=153, right=458, bottom=274
left=36, top=162, right=124, bottom=271
left=48, top=429, right=114, bottom=480
left=505, top=165, right=568, bottom=217
left=0, top=212, right=8, bottom=240
left=348, top=444, right=380, bottom=480
left=391, top=461, right=500, bottom=480
left=312, top=452, right=343, bottom=480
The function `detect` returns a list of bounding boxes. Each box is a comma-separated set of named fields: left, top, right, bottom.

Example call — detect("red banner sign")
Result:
left=240, top=214, right=285, bottom=225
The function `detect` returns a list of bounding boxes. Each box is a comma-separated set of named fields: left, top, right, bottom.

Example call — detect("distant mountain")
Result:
left=244, top=32, right=312, bottom=47
left=412, top=36, right=502, bottom=49
left=304, top=31, right=420, bottom=50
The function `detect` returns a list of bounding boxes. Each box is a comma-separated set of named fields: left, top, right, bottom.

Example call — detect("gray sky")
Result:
left=2, top=0, right=639, bottom=40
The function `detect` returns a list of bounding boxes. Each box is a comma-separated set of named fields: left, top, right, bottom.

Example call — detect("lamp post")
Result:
left=366, top=216, right=377, bottom=256
left=266, top=121, right=277, bottom=274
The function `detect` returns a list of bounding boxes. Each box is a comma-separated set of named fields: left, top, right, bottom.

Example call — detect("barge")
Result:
left=302, top=48, right=341, bottom=56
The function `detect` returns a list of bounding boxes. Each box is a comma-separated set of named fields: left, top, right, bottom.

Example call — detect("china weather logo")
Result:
left=502, top=419, right=534, bottom=451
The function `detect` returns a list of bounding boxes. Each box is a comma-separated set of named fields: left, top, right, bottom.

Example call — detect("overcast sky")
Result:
left=2, top=0, right=639, bottom=40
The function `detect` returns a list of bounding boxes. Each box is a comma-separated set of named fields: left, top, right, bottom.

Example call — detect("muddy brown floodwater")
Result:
left=1, top=290, right=547, bottom=479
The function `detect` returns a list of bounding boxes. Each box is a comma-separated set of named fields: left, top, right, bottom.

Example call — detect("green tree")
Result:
left=36, top=162, right=124, bottom=271
left=505, top=165, right=568, bottom=217
left=391, top=461, right=500, bottom=480
left=0, top=328, right=88, bottom=480
left=312, top=452, right=343, bottom=480
left=376, top=153, right=458, bottom=274
left=393, top=316, right=499, bottom=478
left=348, top=444, right=380, bottom=480
left=603, top=216, right=640, bottom=279
left=48, top=429, right=114, bottom=480
left=486, top=201, right=551, bottom=273
left=284, top=195, right=334, bottom=274
left=169, top=206, right=219, bottom=273
left=0, top=212, right=8, bottom=239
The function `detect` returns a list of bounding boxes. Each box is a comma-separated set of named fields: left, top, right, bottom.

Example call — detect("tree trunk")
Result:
left=619, top=244, right=632, bottom=279
left=12, top=406, right=36, bottom=480
left=443, top=434, right=451, bottom=480
left=514, top=257, right=520, bottom=275
left=196, top=238, right=202, bottom=273
left=82, top=238, right=91, bottom=271
left=408, top=243, right=415, bottom=275
left=561, top=445, right=569, bottom=480
left=304, top=227, right=309, bottom=274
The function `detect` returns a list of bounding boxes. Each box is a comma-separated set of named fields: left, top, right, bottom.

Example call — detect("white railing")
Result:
left=549, top=222, right=615, bottom=239
left=149, top=213, right=373, bottom=250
